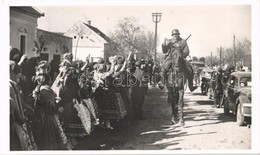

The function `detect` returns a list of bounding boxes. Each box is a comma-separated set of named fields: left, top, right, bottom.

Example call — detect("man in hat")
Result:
left=161, top=29, right=197, bottom=92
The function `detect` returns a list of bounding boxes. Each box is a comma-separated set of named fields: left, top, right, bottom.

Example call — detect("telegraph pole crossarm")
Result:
left=152, top=12, right=162, bottom=64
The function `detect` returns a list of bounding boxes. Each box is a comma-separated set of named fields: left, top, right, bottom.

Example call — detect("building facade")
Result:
left=64, top=21, right=111, bottom=62
left=37, top=29, right=72, bottom=62
left=10, top=7, right=44, bottom=58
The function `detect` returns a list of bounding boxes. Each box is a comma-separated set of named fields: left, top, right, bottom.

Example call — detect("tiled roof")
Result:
left=83, top=23, right=111, bottom=43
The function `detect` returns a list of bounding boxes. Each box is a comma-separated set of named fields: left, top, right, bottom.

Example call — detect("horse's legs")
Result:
left=178, top=89, right=185, bottom=126
left=168, top=86, right=178, bottom=124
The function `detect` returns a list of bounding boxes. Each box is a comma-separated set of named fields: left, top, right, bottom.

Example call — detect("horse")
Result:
left=161, top=42, right=188, bottom=126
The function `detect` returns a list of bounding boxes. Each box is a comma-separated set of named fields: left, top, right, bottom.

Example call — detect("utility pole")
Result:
left=152, top=13, right=162, bottom=63
left=219, top=46, right=222, bottom=68
left=233, top=35, right=236, bottom=70
left=210, top=52, right=212, bottom=68
left=223, top=49, right=225, bottom=67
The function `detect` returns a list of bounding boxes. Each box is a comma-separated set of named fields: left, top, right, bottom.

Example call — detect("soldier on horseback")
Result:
left=160, top=29, right=197, bottom=126
left=161, top=29, right=197, bottom=92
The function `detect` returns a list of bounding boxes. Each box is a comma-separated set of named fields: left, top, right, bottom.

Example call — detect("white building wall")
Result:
left=64, top=22, right=107, bottom=62
left=10, top=10, right=38, bottom=58
left=72, top=46, right=104, bottom=62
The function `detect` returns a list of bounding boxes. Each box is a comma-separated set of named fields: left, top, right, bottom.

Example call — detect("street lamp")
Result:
left=152, top=12, right=162, bottom=63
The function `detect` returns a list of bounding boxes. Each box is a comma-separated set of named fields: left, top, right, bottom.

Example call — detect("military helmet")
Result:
left=218, top=67, right=223, bottom=72
left=171, top=29, right=180, bottom=36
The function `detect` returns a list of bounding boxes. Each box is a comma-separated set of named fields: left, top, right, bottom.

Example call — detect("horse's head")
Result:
left=171, top=47, right=183, bottom=71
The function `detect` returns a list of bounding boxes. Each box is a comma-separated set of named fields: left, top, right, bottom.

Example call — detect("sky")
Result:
left=37, top=5, right=251, bottom=58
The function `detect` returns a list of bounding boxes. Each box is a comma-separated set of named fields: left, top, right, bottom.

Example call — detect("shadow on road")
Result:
left=74, top=87, right=238, bottom=150
left=197, top=100, right=214, bottom=105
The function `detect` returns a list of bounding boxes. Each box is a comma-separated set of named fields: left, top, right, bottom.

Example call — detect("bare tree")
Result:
left=109, top=17, right=157, bottom=60
left=235, top=39, right=251, bottom=68
left=68, top=21, right=87, bottom=60
left=204, top=38, right=251, bottom=69
left=205, top=55, right=219, bottom=67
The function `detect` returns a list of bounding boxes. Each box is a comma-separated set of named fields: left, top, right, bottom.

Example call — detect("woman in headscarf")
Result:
left=32, top=73, right=69, bottom=150
left=52, top=53, right=94, bottom=148
left=93, top=56, right=128, bottom=129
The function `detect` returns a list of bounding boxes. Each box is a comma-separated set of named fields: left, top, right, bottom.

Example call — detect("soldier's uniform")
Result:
left=221, top=66, right=235, bottom=106
left=214, top=67, right=223, bottom=108
left=161, top=29, right=197, bottom=92
left=194, top=65, right=200, bottom=86
left=160, top=29, right=197, bottom=125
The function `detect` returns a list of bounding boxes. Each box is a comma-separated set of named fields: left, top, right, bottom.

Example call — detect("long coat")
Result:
left=10, top=80, right=37, bottom=150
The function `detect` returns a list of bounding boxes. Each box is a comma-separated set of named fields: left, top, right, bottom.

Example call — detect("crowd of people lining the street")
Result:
left=9, top=44, right=164, bottom=150
left=10, top=27, right=249, bottom=151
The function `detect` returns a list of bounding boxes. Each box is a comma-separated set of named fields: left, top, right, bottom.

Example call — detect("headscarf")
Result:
left=36, top=60, right=50, bottom=76
left=63, top=53, right=73, bottom=61
left=97, top=64, right=106, bottom=73
left=10, top=48, right=21, bottom=63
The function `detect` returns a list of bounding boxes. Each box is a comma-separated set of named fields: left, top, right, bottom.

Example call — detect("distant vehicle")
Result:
left=190, top=61, right=205, bottom=86
left=223, top=72, right=251, bottom=126
left=190, top=60, right=205, bottom=69
left=200, top=68, right=215, bottom=79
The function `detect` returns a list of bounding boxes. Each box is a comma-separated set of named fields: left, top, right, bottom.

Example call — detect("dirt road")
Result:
left=75, top=86, right=251, bottom=150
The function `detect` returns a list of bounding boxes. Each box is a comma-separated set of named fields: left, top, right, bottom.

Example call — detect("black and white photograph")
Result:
left=1, top=0, right=260, bottom=154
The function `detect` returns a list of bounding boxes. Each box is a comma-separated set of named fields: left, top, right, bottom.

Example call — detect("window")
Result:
left=229, top=76, right=236, bottom=86
left=20, top=35, right=26, bottom=55
left=74, top=36, right=77, bottom=39
left=40, top=53, right=49, bottom=61
left=240, top=77, right=251, bottom=87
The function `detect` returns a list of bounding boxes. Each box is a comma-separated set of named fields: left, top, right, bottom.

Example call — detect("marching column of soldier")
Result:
left=9, top=28, right=235, bottom=151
